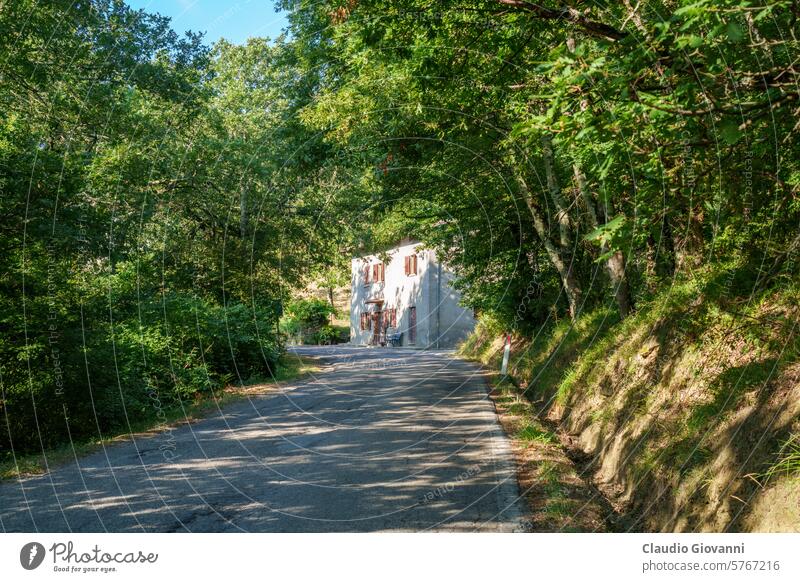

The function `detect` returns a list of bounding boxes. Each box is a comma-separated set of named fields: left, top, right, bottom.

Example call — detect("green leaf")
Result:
left=594, top=249, right=617, bottom=264
left=719, top=119, right=742, bottom=145
left=726, top=22, right=744, bottom=43
left=673, top=1, right=709, bottom=18
left=584, top=215, right=626, bottom=243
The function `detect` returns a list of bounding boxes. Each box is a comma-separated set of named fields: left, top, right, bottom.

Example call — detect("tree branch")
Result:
left=494, top=0, right=628, bottom=41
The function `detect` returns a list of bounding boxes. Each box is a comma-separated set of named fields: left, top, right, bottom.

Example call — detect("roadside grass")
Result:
left=506, top=402, right=529, bottom=415
left=0, top=354, right=320, bottom=480
left=761, top=433, right=800, bottom=482
left=461, top=267, right=800, bottom=531
left=537, top=461, right=574, bottom=519
left=478, top=370, right=610, bottom=532
left=517, top=423, right=558, bottom=444
left=267, top=353, right=321, bottom=383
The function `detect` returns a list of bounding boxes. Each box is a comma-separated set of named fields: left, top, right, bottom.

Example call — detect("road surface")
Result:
left=1, top=346, right=525, bottom=532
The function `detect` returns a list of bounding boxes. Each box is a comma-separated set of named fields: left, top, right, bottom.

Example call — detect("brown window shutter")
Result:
left=413, top=254, right=417, bottom=274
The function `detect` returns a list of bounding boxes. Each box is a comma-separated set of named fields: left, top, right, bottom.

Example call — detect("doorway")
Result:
left=371, top=311, right=384, bottom=346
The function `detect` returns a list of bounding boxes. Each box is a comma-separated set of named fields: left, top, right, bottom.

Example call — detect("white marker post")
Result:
left=500, top=333, right=511, bottom=376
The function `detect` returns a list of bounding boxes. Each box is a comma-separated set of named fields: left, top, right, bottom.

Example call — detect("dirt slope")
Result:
left=461, top=275, right=800, bottom=532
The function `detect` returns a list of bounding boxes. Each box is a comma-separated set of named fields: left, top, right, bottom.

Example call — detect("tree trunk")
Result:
left=517, top=172, right=582, bottom=319
left=573, top=165, right=633, bottom=318
left=240, top=187, right=248, bottom=238
left=328, top=286, right=335, bottom=323
left=606, top=249, right=632, bottom=317
left=541, top=134, right=571, bottom=249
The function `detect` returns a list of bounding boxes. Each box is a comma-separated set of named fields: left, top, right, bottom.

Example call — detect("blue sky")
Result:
left=125, top=1, right=290, bottom=45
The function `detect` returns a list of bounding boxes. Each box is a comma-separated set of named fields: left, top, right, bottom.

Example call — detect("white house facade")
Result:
left=350, top=240, right=476, bottom=348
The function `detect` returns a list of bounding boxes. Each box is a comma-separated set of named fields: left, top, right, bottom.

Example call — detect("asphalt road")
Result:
left=0, top=347, right=525, bottom=532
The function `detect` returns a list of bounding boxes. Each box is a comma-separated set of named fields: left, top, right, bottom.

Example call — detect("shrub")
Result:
left=0, top=285, right=282, bottom=456
left=280, top=298, right=337, bottom=344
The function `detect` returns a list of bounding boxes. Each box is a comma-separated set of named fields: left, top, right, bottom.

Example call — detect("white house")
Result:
left=350, top=240, right=476, bottom=348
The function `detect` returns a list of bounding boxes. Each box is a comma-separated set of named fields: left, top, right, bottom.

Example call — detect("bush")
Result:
left=313, top=324, right=339, bottom=345
left=280, top=298, right=337, bottom=344
left=0, top=281, right=282, bottom=456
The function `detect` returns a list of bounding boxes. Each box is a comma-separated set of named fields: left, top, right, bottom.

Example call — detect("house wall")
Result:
left=428, top=265, right=477, bottom=348
left=350, top=241, right=475, bottom=349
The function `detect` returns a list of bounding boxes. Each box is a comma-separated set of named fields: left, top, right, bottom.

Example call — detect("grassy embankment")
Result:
left=0, top=354, right=320, bottom=480
left=462, top=266, right=800, bottom=532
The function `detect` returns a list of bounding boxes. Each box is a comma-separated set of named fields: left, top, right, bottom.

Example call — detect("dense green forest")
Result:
left=0, top=0, right=359, bottom=454
left=2, top=0, right=799, bottom=465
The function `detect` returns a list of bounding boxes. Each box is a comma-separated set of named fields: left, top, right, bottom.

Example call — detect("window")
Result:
left=404, top=254, right=418, bottom=276
left=373, top=262, right=384, bottom=282
left=363, top=263, right=370, bottom=286
left=408, top=306, right=416, bottom=343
